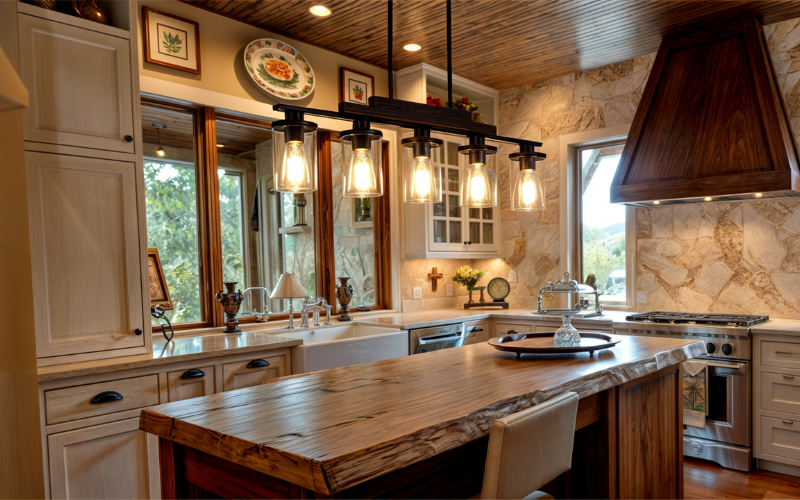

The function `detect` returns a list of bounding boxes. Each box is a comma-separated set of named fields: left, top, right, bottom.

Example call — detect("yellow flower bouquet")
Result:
left=453, top=265, right=485, bottom=291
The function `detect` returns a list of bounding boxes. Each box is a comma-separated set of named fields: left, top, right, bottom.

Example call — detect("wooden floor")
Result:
left=685, top=459, right=800, bottom=499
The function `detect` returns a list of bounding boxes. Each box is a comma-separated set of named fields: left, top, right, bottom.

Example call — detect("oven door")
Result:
left=684, top=359, right=751, bottom=447
left=416, top=333, right=464, bottom=354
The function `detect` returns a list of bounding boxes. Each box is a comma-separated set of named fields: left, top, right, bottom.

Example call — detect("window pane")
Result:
left=434, top=219, right=446, bottom=243
left=447, top=167, right=459, bottom=192
left=219, top=171, right=245, bottom=287
left=142, top=105, right=202, bottom=324
left=469, top=207, right=480, bottom=219
left=448, top=195, right=459, bottom=217
left=446, top=141, right=459, bottom=166
left=449, top=221, right=462, bottom=243
left=470, top=221, right=481, bottom=243
left=483, top=223, right=494, bottom=244
left=483, top=208, right=492, bottom=220
left=332, top=141, right=376, bottom=307
left=580, top=144, right=626, bottom=304
left=433, top=201, right=445, bottom=217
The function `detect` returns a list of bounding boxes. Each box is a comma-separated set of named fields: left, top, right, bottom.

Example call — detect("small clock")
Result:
left=487, top=277, right=511, bottom=302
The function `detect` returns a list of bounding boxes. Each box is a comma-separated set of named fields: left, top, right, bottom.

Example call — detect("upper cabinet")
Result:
left=610, top=19, right=799, bottom=206
left=17, top=12, right=135, bottom=154
left=398, top=64, right=501, bottom=259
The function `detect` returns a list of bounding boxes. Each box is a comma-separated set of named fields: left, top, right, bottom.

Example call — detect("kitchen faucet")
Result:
left=242, top=287, right=273, bottom=321
left=300, top=297, right=333, bottom=327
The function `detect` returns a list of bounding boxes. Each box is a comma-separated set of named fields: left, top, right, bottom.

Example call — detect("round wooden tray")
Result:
left=488, top=331, right=621, bottom=357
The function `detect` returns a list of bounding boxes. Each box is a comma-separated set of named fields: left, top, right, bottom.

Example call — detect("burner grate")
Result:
left=625, top=311, right=769, bottom=327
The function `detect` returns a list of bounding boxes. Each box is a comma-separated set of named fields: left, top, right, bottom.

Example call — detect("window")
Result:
left=142, top=101, right=392, bottom=329
left=574, top=142, right=627, bottom=306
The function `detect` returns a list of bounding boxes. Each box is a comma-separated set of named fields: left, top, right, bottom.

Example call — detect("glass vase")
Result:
left=554, top=313, right=581, bottom=346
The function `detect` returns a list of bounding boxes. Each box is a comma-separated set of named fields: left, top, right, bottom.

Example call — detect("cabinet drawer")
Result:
left=761, top=415, right=800, bottom=461
left=167, top=366, right=215, bottom=402
left=45, top=375, right=159, bottom=425
left=464, top=322, right=489, bottom=344
left=762, top=372, right=800, bottom=415
left=222, top=355, right=287, bottom=392
left=495, top=323, right=533, bottom=336
left=761, top=341, right=800, bottom=370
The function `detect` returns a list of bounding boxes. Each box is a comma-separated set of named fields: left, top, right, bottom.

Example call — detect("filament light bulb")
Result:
left=345, top=148, right=380, bottom=196
left=511, top=168, right=545, bottom=211
left=463, top=164, right=493, bottom=207
left=411, top=157, right=433, bottom=198
left=283, top=142, right=307, bottom=187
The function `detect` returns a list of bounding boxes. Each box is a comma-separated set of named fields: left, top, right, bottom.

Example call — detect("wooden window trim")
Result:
left=143, top=98, right=393, bottom=329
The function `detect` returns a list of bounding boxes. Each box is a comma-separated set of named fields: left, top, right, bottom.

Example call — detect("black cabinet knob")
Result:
left=134, top=328, right=143, bottom=335
left=124, top=135, right=133, bottom=142
left=721, top=343, right=734, bottom=356
left=706, top=342, right=716, bottom=354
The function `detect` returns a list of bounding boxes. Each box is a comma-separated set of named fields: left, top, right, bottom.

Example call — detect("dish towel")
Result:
left=683, top=360, right=708, bottom=429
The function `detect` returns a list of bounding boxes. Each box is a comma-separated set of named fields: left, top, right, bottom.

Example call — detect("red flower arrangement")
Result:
left=426, top=94, right=444, bottom=107
left=426, top=94, right=486, bottom=123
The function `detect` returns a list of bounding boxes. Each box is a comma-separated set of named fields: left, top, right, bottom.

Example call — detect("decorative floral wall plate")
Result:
left=244, top=39, right=315, bottom=99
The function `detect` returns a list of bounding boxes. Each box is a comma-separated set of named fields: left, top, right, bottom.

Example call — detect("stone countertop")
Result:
left=37, top=309, right=637, bottom=382
left=751, top=319, right=800, bottom=336
left=355, top=307, right=634, bottom=330
left=37, top=332, right=303, bottom=382
left=140, top=335, right=704, bottom=495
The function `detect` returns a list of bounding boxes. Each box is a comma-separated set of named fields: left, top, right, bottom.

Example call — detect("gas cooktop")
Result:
left=624, top=312, right=769, bottom=327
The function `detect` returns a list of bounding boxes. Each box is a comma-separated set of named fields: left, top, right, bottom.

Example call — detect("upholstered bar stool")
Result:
left=480, top=392, right=579, bottom=500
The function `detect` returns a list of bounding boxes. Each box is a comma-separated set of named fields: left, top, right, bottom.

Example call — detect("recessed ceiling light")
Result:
left=217, top=144, right=224, bottom=148
left=403, top=43, right=422, bottom=52
left=309, top=5, right=331, bottom=16
left=653, top=200, right=660, bottom=205
left=704, top=196, right=712, bottom=201
left=755, top=192, right=763, bottom=198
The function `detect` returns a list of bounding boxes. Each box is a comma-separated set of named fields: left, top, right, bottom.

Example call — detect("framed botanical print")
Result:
left=340, top=67, right=374, bottom=105
left=143, top=7, right=201, bottom=75
left=147, top=248, right=173, bottom=310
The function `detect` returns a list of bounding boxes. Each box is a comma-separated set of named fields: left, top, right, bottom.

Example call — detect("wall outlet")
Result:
left=636, top=291, right=648, bottom=304
left=508, top=270, right=518, bottom=283
left=412, top=287, right=423, bottom=299
left=445, top=284, right=454, bottom=297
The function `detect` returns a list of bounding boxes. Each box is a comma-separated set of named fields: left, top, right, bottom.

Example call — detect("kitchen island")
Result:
left=140, top=336, right=704, bottom=499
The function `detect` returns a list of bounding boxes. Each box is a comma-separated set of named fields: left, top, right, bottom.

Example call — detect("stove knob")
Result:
left=706, top=342, right=716, bottom=354
left=721, top=343, right=734, bottom=356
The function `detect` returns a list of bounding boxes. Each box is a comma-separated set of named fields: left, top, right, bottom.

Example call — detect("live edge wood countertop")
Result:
left=140, top=336, right=704, bottom=495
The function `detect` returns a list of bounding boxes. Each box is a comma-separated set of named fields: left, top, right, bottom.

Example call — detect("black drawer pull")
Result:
left=124, top=135, right=133, bottom=142
left=472, top=328, right=484, bottom=332
left=247, top=359, right=270, bottom=369
left=506, top=330, right=518, bottom=334
left=90, top=391, right=123, bottom=404
left=181, top=369, right=206, bottom=379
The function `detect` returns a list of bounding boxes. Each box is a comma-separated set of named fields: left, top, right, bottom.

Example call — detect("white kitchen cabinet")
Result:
left=18, top=13, right=135, bottom=154
left=404, top=133, right=501, bottom=259
left=47, top=418, right=160, bottom=499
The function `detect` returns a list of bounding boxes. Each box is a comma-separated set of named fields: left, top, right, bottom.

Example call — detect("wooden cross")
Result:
left=428, top=267, right=444, bottom=292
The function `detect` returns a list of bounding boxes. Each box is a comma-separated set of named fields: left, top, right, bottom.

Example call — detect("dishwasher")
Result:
left=408, top=323, right=479, bottom=354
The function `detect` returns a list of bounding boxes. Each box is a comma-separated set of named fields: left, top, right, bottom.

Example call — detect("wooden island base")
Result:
left=157, top=364, right=683, bottom=500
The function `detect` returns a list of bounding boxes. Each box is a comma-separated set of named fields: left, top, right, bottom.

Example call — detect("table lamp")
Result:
left=270, top=273, right=308, bottom=329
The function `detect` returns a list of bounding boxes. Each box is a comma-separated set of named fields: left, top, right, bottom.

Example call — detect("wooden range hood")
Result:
left=610, top=19, right=800, bottom=206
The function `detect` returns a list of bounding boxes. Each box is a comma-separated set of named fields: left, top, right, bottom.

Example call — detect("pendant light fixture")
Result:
left=153, top=123, right=166, bottom=157
left=510, top=144, right=546, bottom=211
left=341, top=118, right=383, bottom=198
left=272, top=110, right=318, bottom=193
left=402, top=128, right=443, bottom=203
left=459, top=136, right=497, bottom=207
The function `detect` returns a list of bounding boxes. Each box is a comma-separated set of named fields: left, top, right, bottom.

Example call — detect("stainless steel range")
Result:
left=615, top=312, right=770, bottom=472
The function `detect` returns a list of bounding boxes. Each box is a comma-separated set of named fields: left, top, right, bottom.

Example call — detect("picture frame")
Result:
left=340, top=67, right=374, bottom=105
left=143, top=7, right=201, bottom=75
left=352, top=197, right=373, bottom=228
left=147, top=248, right=173, bottom=310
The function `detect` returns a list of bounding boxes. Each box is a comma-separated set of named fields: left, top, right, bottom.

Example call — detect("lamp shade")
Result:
left=269, top=273, right=308, bottom=299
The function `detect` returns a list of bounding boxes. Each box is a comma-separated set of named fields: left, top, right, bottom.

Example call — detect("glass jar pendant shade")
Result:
left=459, top=136, right=497, bottom=207
left=272, top=111, right=318, bottom=193
left=402, top=128, right=443, bottom=203
left=510, top=144, right=547, bottom=211
left=341, top=119, right=383, bottom=198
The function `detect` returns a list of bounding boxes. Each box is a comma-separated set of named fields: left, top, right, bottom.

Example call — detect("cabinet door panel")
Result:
left=167, top=366, right=215, bottom=402
left=48, top=418, right=159, bottom=499
left=18, top=14, right=134, bottom=153
left=26, top=152, right=145, bottom=358
left=761, top=416, right=800, bottom=462
left=762, top=372, right=800, bottom=415
left=222, top=355, right=287, bottom=391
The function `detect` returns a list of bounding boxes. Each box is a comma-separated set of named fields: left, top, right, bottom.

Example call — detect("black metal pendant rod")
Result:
left=447, top=0, right=453, bottom=108
left=388, top=0, right=393, bottom=100
left=273, top=103, right=543, bottom=148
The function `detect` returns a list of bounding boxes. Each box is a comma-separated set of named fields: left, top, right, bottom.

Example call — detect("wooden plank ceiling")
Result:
left=183, top=0, right=800, bottom=90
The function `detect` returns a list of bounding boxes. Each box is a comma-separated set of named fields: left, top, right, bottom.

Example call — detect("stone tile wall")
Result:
left=475, top=18, right=800, bottom=318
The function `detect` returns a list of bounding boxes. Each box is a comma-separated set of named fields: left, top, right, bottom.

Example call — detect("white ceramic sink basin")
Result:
left=285, top=324, right=408, bottom=374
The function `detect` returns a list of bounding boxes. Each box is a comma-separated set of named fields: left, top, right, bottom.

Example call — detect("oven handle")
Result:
left=707, top=361, right=747, bottom=376
left=418, top=334, right=463, bottom=346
